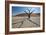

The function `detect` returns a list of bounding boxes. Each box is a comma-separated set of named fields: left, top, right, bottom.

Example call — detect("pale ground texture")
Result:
left=12, top=16, right=40, bottom=28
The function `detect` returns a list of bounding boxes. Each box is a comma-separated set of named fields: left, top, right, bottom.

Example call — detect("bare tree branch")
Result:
left=30, top=10, right=35, bottom=15
left=24, top=11, right=28, bottom=15
left=27, top=8, right=30, bottom=12
left=27, top=8, right=32, bottom=13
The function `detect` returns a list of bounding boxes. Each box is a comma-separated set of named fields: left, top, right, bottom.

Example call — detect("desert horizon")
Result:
left=13, top=13, right=40, bottom=17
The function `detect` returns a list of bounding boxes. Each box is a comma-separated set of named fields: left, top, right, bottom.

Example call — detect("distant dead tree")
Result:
left=24, top=8, right=40, bottom=26
left=24, top=8, right=34, bottom=19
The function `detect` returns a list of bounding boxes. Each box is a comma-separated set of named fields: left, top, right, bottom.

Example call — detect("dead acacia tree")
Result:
left=24, top=8, right=40, bottom=26
left=24, top=8, right=34, bottom=19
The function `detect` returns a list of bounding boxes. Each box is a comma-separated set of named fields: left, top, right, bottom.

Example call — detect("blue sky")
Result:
left=12, top=6, right=40, bottom=16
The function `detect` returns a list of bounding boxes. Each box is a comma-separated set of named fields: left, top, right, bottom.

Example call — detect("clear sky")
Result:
left=12, top=6, right=40, bottom=16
